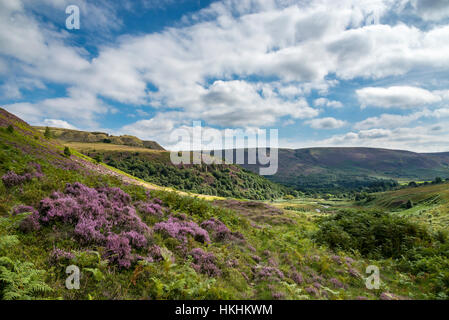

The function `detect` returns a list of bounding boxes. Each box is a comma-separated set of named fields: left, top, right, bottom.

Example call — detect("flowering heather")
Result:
left=189, top=248, right=221, bottom=277
left=13, top=205, right=37, bottom=215
left=262, top=250, right=271, bottom=257
left=291, top=271, right=303, bottom=285
left=153, top=198, right=163, bottom=205
left=19, top=182, right=152, bottom=268
left=154, top=217, right=210, bottom=244
left=252, top=255, right=261, bottom=262
left=272, top=292, right=285, bottom=300
left=2, top=171, right=32, bottom=188
left=305, top=286, right=319, bottom=297
left=329, top=277, right=345, bottom=289
left=267, top=258, right=278, bottom=267
left=200, top=218, right=231, bottom=241
left=148, top=245, right=163, bottom=262
left=313, top=282, right=321, bottom=289
left=135, top=201, right=164, bottom=218
left=104, top=234, right=133, bottom=269
left=50, top=248, right=75, bottom=265
left=254, top=266, right=284, bottom=281
left=348, top=268, right=360, bottom=278
left=38, top=182, right=150, bottom=241
left=331, top=255, right=342, bottom=265
left=121, top=231, right=147, bottom=248
left=1, top=163, right=44, bottom=188
left=248, top=245, right=256, bottom=253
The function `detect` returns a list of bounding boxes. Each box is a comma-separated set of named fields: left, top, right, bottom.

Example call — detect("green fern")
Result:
left=0, top=256, right=52, bottom=300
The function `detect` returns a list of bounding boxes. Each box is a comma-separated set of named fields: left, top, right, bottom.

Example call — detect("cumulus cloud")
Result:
left=356, top=86, right=443, bottom=109
left=323, top=126, right=449, bottom=152
left=411, top=0, right=449, bottom=21
left=354, top=108, right=449, bottom=129
left=42, top=119, right=77, bottom=129
left=305, top=117, right=347, bottom=129
left=314, top=98, right=343, bottom=108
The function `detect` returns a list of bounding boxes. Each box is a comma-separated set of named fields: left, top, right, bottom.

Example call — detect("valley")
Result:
left=0, top=108, right=448, bottom=301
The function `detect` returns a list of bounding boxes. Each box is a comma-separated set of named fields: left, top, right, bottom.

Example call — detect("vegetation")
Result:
left=1, top=108, right=448, bottom=300
left=89, top=150, right=293, bottom=200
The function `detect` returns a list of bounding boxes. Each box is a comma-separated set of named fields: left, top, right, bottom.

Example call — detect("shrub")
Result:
left=314, top=210, right=432, bottom=259
left=63, top=147, right=71, bottom=157
left=154, top=217, right=210, bottom=244
left=200, top=218, right=232, bottom=241
left=189, top=248, right=221, bottom=277
left=44, top=126, right=51, bottom=139
left=23, top=182, right=152, bottom=268
left=104, top=234, right=133, bottom=269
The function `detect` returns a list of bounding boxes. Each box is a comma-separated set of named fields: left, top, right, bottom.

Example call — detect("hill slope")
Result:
left=65, top=142, right=293, bottom=200
left=239, top=147, right=449, bottom=193
left=34, top=126, right=165, bottom=151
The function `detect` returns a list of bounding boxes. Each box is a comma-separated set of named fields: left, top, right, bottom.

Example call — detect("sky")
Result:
left=1, top=0, right=449, bottom=152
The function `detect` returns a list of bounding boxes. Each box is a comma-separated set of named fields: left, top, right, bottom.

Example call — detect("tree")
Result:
left=94, top=154, right=103, bottom=163
left=44, top=126, right=51, bottom=139
left=63, top=146, right=71, bottom=157
left=408, top=181, right=418, bottom=188
left=6, top=125, right=14, bottom=134
left=406, top=200, right=413, bottom=209
left=434, top=177, right=443, bottom=184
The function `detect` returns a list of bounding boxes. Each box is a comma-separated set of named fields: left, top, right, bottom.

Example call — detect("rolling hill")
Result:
left=42, top=126, right=449, bottom=194
left=34, top=126, right=165, bottom=151
left=239, top=147, right=449, bottom=193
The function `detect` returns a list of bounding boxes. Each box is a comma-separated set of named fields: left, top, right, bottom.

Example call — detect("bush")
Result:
left=63, top=147, right=71, bottom=157
left=44, top=127, right=51, bottom=139
left=314, top=210, right=432, bottom=259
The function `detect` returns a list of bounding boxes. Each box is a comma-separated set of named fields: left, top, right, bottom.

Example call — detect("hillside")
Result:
left=34, top=127, right=165, bottom=151
left=239, top=147, right=449, bottom=193
left=1, top=108, right=449, bottom=300
left=51, top=139, right=293, bottom=200
left=363, top=180, right=449, bottom=229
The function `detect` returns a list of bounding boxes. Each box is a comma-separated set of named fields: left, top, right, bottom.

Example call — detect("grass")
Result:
left=63, top=142, right=166, bottom=154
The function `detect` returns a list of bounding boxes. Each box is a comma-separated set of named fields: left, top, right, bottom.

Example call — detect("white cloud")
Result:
left=354, top=107, right=449, bottom=129
left=356, top=86, right=442, bottom=109
left=305, top=117, right=347, bottom=129
left=411, top=0, right=449, bottom=21
left=43, top=119, right=77, bottom=129
left=314, top=98, right=343, bottom=108
left=3, top=88, right=109, bottom=128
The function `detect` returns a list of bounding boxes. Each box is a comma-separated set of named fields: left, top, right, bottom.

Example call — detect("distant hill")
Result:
left=33, top=127, right=165, bottom=151
left=236, top=147, right=449, bottom=193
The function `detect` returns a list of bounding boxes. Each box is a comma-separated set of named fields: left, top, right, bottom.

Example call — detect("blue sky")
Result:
left=1, top=0, right=449, bottom=152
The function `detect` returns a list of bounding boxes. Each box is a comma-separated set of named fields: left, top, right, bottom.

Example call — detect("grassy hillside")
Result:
left=1, top=108, right=449, bottom=300
left=240, top=147, right=449, bottom=194
left=363, top=181, right=449, bottom=230
left=34, top=126, right=165, bottom=151
left=61, top=142, right=293, bottom=200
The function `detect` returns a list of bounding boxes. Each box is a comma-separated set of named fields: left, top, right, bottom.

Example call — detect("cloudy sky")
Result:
left=1, top=0, right=449, bottom=152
